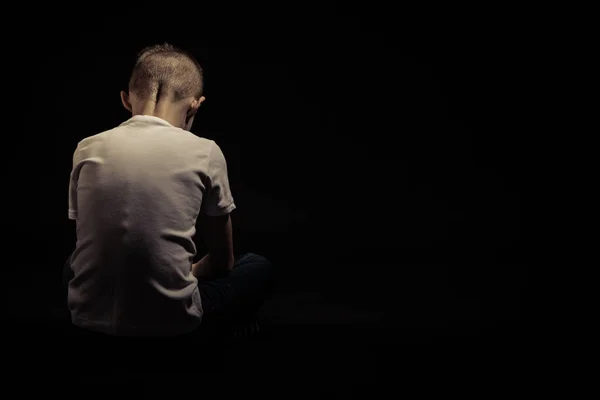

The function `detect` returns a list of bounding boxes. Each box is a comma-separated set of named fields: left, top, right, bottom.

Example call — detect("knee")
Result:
left=244, top=253, right=274, bottom=269
left=244, top=252, right=268, bottom=263
left=242, top=253, right=277, bottom=280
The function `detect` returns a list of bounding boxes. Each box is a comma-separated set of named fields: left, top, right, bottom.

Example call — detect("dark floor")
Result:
left=5, top=215, right=530, bottom=392
left=7, top=249, right=531, bottom=386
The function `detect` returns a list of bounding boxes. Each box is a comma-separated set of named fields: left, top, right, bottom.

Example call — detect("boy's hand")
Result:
left=192, top=254, right=211, bottom=278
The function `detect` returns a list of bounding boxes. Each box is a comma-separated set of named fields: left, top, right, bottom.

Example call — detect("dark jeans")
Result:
left=63, top=252, right=277, bottom=339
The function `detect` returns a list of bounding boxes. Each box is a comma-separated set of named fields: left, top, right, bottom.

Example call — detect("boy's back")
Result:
left=67, top=114, right=235, bottom=336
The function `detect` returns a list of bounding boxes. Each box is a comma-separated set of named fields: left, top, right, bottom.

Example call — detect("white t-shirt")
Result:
left=67, top=115, right=236, bottom=336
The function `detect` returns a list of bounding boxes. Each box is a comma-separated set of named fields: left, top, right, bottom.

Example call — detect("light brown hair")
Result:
left=128, top=43, right=204, bottom=102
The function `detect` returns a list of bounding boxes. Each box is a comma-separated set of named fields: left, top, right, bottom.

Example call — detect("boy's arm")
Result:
left=192, top=213, right=234, bottom=278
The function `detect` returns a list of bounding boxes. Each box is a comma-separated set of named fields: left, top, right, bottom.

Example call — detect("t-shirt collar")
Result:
left=120, top=115, right=175, bottom=128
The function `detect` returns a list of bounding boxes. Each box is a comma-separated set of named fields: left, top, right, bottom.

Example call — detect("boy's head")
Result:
left=121, top=43, right=206, bottom=130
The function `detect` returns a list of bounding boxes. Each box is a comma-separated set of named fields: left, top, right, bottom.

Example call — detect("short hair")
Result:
left=128, top=43, right=203, bottom=102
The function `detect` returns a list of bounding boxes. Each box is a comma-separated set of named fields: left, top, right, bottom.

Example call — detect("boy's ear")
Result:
left=120, top=91, right=132, bottom=112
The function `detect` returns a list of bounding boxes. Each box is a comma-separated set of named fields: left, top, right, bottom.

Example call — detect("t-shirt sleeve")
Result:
left=201, top=141, right=236, bottom=217
left=68, top=148, right=78, bottom=220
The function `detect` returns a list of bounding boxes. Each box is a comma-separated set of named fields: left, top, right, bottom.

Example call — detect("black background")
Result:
left=3, top=4, right=530, bottom=389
